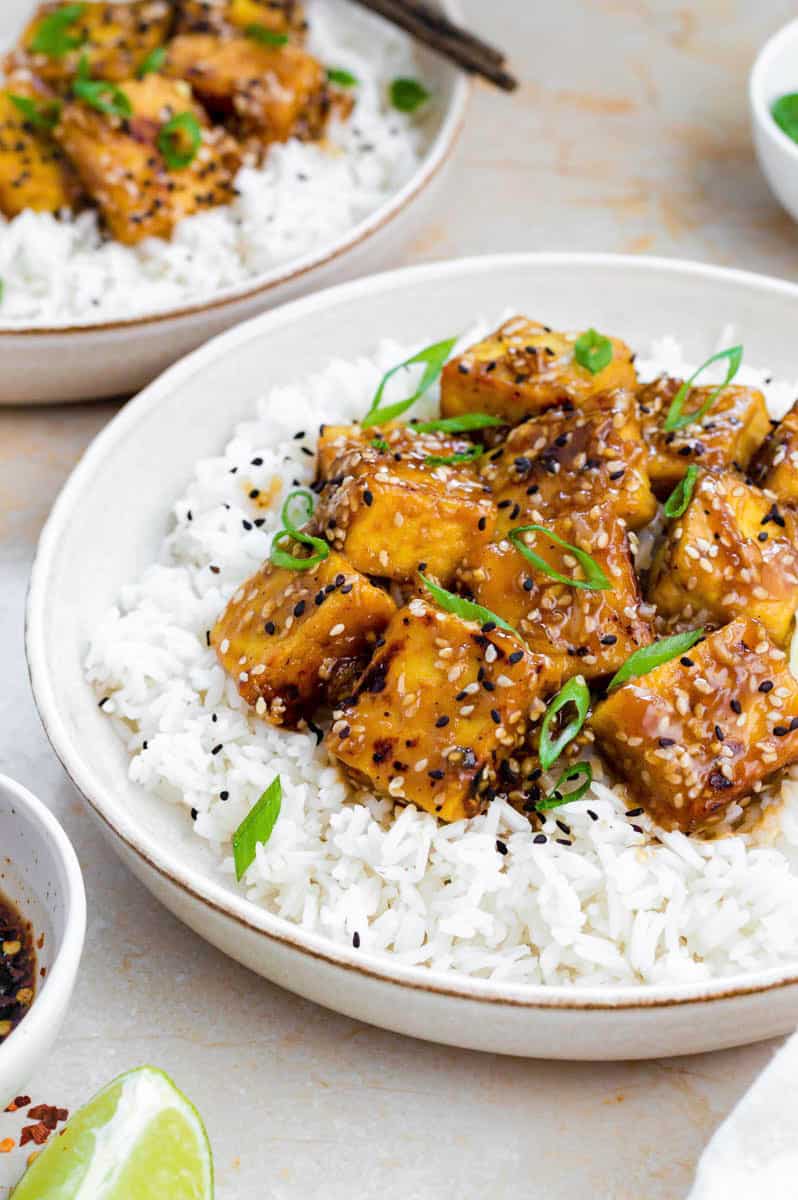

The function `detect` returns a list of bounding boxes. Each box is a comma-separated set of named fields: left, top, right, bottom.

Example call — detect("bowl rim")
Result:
left=26, top=250, right=798, bottom=1014
left=0, top=773, right=86, bottom=1074
left=0, top=2, right=470, bottom=340
left=749, top=16, right=798, bottom=163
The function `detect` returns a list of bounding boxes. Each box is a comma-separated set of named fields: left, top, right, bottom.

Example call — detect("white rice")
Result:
left=0, top=0, right=426, bottom=327
left=85, top=329, right=798, bottom=987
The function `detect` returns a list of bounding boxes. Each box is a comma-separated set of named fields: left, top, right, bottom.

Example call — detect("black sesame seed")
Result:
left=249, top=488, right=259, bottom=499
left=478, top=517, right=487, bottom=531
left=490, top=709, right=501, bottom=724
left=251, top=457, right=263, bottom=466
left=98, top=697, right=109, bottom=708
left=428, top=769, right=445, bottom=780
left=609, top=469, right=626, bottom=481
left=481, top=621, right=497, bottom=633
left=522, top=577, right=534, bottom=591
left=435, top=715, right=450, bottom=728
left=791, top=717, right=798, bottom=732
left=293, top=600, right=306, bottom=618
left=587, top=809, right=598, bottom=821
left=265, top=621, right=276, bottom=635
left=774, top=725, right=789, bottom=737
left=495, top=839, right=508, bottom=855
left=220, top=790, right=229, bottom=800
left=680, top=656, right=694, bottom=668
left=533, top=833, right=547, bottom=844
left=191, top=808, right=198, bottom=821
left=759, top=680, right=774, bottom=693
left=600, top=634, right=617, bottom=646
left=308, top=720, right=324, bottom=745
left=556, top=819, right=570, bottom=834
left=352, top=931, right=361, bottom=949
left=293, top=431, right=306, bottom=440
left=731, top=699, right=742, bottom=714
left=625, top=807, right=644, bottom=818
left=211, top=744, right=223, bottom=755
left=363, top=489, right=374, bottom=507
left=714, top=725, right=725, bottom=741
left=556, top=838, right=573, bottom=846
left=658, top=737, right=675, bottom=748
left=205, top=630, right=211, bottom=647
left=508, top=650, right=524, bottom=664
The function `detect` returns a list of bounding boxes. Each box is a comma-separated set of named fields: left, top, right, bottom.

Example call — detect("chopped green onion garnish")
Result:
left=574, top=329, right=613, bottom=375
left=390, top=77, right=430, bottom=113
left=233, top=776, right=282, bottom=881
left=608, top=628, right=705, bottom=690
left=281, top=488, right=314, bottom=532
left=425, top=446, right=483, bottom=467
left=158, top=111, right=202, bottom=169
left=414, top=413, right=504, bottom=434
left=663, top=465, right=699, bottom=519
left=73, top=75, right=131, bottom=119
left=539, top=675, right=590, bottom=771
left=361, top=336, right=457, bottom=428
left=537, top=762, right=593, bottom=811
left=419, top=572, right=524, bottom=644
left=270, top=488, right=329, bottom=570
left=507, top=524, right=611, bottom=592
left=31, top=3, right=86, bottom=58
left=137, top=45, right=167, bottom=78
left=370, top=437, right=390, bottom=451
left=662, top=345, right=743, bottom=433
left=8, top=94, right=61, bottom=131
left=773, top=93, right=798, bottom=144
left=245, top=23, right=289, bottom=46
left=327, top=67, right=358, bottom=87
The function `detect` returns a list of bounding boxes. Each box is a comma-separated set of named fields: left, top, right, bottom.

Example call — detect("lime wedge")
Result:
left=12, top=1066, right=213, bottom=1199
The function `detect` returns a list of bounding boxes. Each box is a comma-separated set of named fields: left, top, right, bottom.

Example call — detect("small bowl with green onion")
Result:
left=751, top=18, right=798, bottom=222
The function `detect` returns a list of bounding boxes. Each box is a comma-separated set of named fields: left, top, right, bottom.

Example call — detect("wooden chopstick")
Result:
left=348, top=0, right=518, bottom=92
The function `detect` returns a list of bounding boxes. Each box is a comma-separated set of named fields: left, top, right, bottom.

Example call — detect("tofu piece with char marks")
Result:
left=0, top=82, right=81, bottom=217
left=480, top=389, right=657, bottom=535
left=440, top=316, right=637, bottom=427
left=648, top=471, right=798, bottom=646
left=55, top=75, right=241, bottom=245
left=637, top=376, right=770, bottom=498
left=750, top=398, right=798, bottom=505
left=212, top=551, right=396, bottom=728
left=457, top=505, right=654, bottom=685
left=591, top=617, right=798, bottom=832
left=328, top=597, right=550, bottom=822
left=315, top=435, right=496, bottom=584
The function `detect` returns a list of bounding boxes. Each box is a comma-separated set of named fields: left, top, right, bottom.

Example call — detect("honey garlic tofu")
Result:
left=165, top=34, right=329, bottom=150
left=328, top=598, right=549, bottom=823
left=480, top=389, right=657, bottom=535
left=440, top=317, right=637, bottom=426
left=316, top=422, right=478, bottom=484
left=637, top=376, right=770, bottom=497
left=212, top=552, right=396, bottom=728
left=315, top=437, right=496, bottom=585
left=648, top=471, right=798, bottom=646
left=751, top=398, right=798, bottom=505
left=55, top=76, right=241, bottom=245
left=457, top=506, right=653, bottom=685
left=0, top=87, right=81, bottom=218
left=591, top=618, right=798, bottom=833
left=177, top=0, right=307, bottom=38
left=10, top=2, right=172, bottom=89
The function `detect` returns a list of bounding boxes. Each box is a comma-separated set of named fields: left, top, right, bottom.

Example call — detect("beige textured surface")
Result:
left=1, top=1, right=798, bottom=1194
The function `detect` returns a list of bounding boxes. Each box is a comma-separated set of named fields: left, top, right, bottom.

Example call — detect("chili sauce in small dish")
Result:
left=0, top=890, right=36, bottom=1044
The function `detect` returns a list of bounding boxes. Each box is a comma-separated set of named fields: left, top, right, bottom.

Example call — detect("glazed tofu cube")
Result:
left=0, top=85, right=81, bottom=217
left=9, top=2, right=172, bottom=89
left=440, top=316, right=637, bottom=426
left=457, top=505, right=653, bottom=685
left=315, top=441, right=496, bottom=584
left=328, top=598, right=549, bottom=822
left=591, top=617, right=798, bottom=832
left=637, top=376, right=770, bottom=497
left=55, top=76, right=241, bottom=245
left=212, top=552, right=396, bottom=728
left=165, top=34, right=329, bottom=149
left=177, top=0, right=307, bottom=38
left=648, top=471, right=798, bottom=646
left=751, top=399, right=798, bottom=504
left=316, top=421, right=481, bottom=483
left=480, top=389, right=657, bottom=535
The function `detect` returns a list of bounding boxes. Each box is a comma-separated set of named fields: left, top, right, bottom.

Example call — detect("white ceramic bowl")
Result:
left=26, top=253, right=798, bottom=1060
left=0, top=774, right=86, bottom=1106
left=0, top=2, right=468, bottom=407
left=750, top=18, right=798, bottom=222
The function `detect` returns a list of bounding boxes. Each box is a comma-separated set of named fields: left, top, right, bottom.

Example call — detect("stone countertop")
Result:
left=2, top=1, right=798, bottom=1195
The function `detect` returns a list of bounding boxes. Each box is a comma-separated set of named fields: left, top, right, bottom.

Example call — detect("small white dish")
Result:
left=750, top=18, right=798, bottom=222
left=0, top=774, right=86, bottom=1107
left=27, top=253, right=798, bottom=1060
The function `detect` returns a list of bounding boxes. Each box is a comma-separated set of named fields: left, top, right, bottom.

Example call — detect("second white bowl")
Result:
left=750, top=18, right=798, bottom=222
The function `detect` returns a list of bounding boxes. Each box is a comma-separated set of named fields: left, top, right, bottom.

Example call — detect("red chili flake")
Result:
left=28, top=1104, right=62, bottom=1130
left=20, top=1122, right=51, bottom=1147
left=5, top=1094, right=31, bottom=1112
left=0, top=1137, right=15, bottom=1153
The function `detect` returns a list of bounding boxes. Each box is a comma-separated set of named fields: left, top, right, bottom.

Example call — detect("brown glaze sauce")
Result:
left=0, top=889, right=36, bottom=1044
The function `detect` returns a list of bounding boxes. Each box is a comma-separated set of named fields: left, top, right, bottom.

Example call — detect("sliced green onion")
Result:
left=327, top=67, right=358, bottom=87
left=31, top=3, right=86, bottom=58
left=663, top=346, right=743, bottom=433
left=663, top=465, right=699, bottom=519
left=137, top=45, right=167, bottom=78
left=8, top=94, right=61, bottom=131
left=390, top=77, right=430, bottom=113
left=539, top=675, right=590, bottom=771
left=370, top=437, right=390, bottom=451
left=608, top=628, right=705, bottom=690
left=414, top=413, right=504, bottom=434
left=233, top=776, right=282, bottom=881
left=270, top=528, right=329, bottom=571
left=425, top=446, right=483, bottom=467
left=419, top=572, right=524, bottom=644
left=281, top=488, right=315, bottom=532
left=508, top=525, right=611, bottom=592
left=73, top=76, right=131, bottom=119
left=537, top=762, right=593, bottom=811
left=158, top=111, right=202, bottom=169
left=773, top=93, right=798, bottom=144
left=245, top=23, right=289, bottom=46
left=574, top=329, right=613, bottom=375
left=361, top=336, right=457, bottom=428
